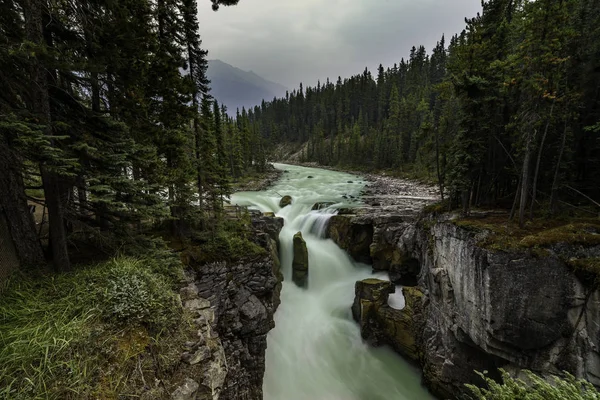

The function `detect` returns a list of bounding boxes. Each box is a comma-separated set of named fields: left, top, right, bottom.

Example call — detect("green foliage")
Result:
left=0, top=256, right=184, bottom=399
left=1, top=0, right=257, bottom=271
left=466, top=369, right=600, bottom=400
left=100, top=258, right=181, bottom=331
left=186, top=215, right=267, bottom=265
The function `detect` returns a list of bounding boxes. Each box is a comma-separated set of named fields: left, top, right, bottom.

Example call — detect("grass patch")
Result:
left=0, top=256, right=185, bottom=399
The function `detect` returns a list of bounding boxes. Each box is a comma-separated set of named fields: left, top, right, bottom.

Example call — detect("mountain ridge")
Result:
left=207, top=59, right=287, bottom=114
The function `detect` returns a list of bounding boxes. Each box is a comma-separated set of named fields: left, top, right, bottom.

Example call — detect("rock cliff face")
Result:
left=336, top=210, right=600, bottom=398
left=417, top=220, right=600, bottom=397
left=173, top=215, right=284, bottom=400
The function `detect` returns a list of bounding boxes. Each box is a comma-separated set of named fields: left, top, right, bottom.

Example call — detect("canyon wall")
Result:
left=172, top=215, right=284, bottom=400
left=330, top=211, right=600, bottom=398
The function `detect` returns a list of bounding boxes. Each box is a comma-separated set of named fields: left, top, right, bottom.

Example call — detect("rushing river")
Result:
left=231, top=164, right=433, bottom=400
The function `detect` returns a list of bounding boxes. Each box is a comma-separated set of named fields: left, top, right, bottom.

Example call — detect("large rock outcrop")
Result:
left=174, top=215, right=284, bottom=400
left=327, top=215, right=374, bottom=264
left=292, top=231, right=309, bottom=287
left=352, top=280, right=423, bottom=364
left=343, top=209, right=600, bottom=399
left=415, top=221, right=600, bottom=398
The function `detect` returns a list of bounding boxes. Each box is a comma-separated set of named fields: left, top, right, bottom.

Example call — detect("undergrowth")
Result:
left=0, top=256, right=184, bottom=399
left=183, top=213, right=267, bottom=265
left=466, top=369, right=600, bottom=399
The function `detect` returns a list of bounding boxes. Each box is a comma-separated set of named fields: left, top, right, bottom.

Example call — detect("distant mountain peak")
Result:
left=207, top=60, right=287, bottom=114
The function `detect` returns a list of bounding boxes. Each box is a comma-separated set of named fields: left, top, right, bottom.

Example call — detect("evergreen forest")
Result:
left=1, top=0, right=600, bottom=399
left=248, top=0, right=600, bottom=224
left=1, top=0, right=266, bottom=272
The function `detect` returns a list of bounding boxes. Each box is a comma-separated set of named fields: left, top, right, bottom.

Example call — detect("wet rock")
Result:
left=171, top=378, right=199, bottom=400
left=378, top=287, right=424, bottom=363
left=326, top=215, right=373, bottom=264
left=371, top=218, right=600, bottom=398
left=351, top=279, right=394, bottom=343
left=279, top=195, right=293, bottom=208
left=292, top=231, right=309, bottom=287
left=307, top=175, right=314, bottom=179
left=347, top=181, right=354, bottom=183
left=252, top=215, right=284, bottom=243
left=388, top=257, right=421, bottom=286
left=311, top=202, right=335, bottom=211
left=352, top=281, right=424, bottom=365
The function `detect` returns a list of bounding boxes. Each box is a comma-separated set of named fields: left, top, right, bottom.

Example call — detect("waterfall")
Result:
left=231, top=164, right=432, bottom=400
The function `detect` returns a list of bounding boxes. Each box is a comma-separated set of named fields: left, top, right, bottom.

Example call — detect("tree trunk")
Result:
left=41, top=169, right=71, bottom=271
left=510, top=178, right=521, bottom=221
left=24, top=0, right=70, bottom=271
left=550, top=120, right=568, bottom=214
left=194, top=116, right=205, bottom=225
left=435, top=125, right=444, bottom=201
left=0, top=139, right=45, bottom=267
left=529, top=101, right=554, bottom=219
left=519, top=130, right=534, bottom=228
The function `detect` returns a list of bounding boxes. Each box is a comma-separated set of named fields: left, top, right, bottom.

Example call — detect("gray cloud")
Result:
left=198, top=0, right=482, bottom=88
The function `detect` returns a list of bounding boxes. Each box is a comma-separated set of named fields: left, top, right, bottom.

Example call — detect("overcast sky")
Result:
left=197, top=0, right=482, bottom=89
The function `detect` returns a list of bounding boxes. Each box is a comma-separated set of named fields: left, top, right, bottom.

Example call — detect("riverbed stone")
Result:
left=279, top=195, right=293, bottom=208
left=292, top=231, right=309, bottom=287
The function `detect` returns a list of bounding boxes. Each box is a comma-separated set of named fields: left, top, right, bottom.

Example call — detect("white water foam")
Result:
left=231, top=163, right=432, bottom=400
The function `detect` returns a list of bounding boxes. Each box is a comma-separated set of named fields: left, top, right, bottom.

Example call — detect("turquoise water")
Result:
left=231, top=164, right=433, bottom=400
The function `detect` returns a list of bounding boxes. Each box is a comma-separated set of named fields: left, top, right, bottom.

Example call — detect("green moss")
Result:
left=452, top=216, right=600, bottom=252
left=568, top=258, right=600, bottom=273
left=520, top=223, right=600, bottom=248
left=566, top=258, right=600, bottom=287
left=362, top=278, right=387, bottom=284
left=452, top=215, right=600, bottom=283
left=422, top=200, right=450, bottom=215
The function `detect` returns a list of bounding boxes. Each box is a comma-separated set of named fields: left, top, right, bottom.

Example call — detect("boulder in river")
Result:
left=307, top=175, right=314, bottom=179
left=279, top=195, right=293, bottom=208
left=292, top=231, right=309, bottom=287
